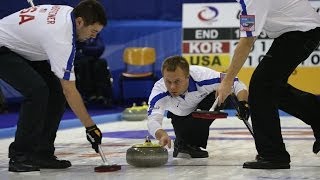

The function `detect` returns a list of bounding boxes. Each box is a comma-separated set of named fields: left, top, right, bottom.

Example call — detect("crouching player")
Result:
left=147, top=56, right=250, bottom=158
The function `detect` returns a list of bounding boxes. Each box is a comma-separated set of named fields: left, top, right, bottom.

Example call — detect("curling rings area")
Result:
left=126, top=136, right=168, bottom=167
left=122, top=102, right=148, bottom=121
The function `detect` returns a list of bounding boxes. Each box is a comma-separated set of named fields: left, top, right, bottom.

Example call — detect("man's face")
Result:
left=163, top=67, right=189, bottom=97
left=76, top=17, right=103, bottom=42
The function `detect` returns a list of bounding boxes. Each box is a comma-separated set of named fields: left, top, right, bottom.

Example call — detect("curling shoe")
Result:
left=33, top=155, right=71, bottom=169
left=173, top=142, right=208, bottom=158
left=243, top=155, right=290, bottom=169
left=9, top=157, right=39, bottom=172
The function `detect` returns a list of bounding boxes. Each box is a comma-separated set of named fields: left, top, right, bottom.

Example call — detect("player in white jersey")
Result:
left=0, top=0, right=107, bottom=172
left=147, top=56, right=249, bottom=158
left=216, top=0, right=320, bottom=169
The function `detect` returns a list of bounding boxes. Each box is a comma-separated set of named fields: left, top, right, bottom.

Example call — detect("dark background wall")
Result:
left=0, top=0, right=236, bottom=20
left=0, top=0, right=236, bottom=102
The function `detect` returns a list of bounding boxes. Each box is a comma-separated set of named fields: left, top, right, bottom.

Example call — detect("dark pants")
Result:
left=0, top=87, right=8, bottom=113
left=249, top=27, right=320, bottom=162
left=0, top=47, right=66, bottom=159
left=167, top=92, right=215, bottom=148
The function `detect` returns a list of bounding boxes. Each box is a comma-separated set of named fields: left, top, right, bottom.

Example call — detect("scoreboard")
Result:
left=182, top=2, right=320, bottom=94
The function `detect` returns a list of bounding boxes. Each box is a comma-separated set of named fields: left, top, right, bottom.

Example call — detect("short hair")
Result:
left=161, top=55, right=190, bottom=77
left=73, top=0, right=107, bottom=26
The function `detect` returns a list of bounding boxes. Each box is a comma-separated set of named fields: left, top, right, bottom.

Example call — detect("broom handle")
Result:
left=229, top=94, right=254, bottom=137
left=27, top=0, right=35, bottom=7
left=208, top=96, right=219, bottom=112
left=98, top=145, right=110, bottom=165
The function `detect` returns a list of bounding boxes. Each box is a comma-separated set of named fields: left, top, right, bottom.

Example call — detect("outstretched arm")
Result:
left=60, top=79, right=95, bottom=127
left=60, top=79, right=102, bottom=152
left=147, top=113, right=171, bottom=148
left=216, top=37, right=255, bottom=105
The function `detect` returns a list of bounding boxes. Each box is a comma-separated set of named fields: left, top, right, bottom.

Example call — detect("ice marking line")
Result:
left=103, top=127, right=313, bottom=141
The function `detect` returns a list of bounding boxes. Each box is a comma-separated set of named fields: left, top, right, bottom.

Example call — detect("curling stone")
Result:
left=126, top=136, right=168, bottom=167
left=122, top=103, right=148, bottom=121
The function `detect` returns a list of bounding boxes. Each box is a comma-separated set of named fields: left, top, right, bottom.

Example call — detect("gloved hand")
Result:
left=236, top=101, right=250, bottom=121
left=86, top=124, right=102, bottom=153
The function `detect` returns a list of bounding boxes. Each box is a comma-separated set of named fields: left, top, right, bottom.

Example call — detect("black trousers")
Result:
left=167, top=92, right=215, bottom=148
left=0, top=47, right=66, bottom=158
left=0, top=87, right=8, bottom=112
left=249, top=27, right=320, bottom=162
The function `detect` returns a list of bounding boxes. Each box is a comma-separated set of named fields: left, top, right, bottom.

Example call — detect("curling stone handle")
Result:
left=145, top=136, right=151, bottom=142
left=98, top=145, right=110, bottom=165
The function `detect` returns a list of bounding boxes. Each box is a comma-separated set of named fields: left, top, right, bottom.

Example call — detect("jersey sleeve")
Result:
left=147, top=113, right=165, bottom=139
left=147, top=81, right=169, bottom=138
left=238, top=0, right=269, bottom=37
left=44, top=42, right=76, bottom=81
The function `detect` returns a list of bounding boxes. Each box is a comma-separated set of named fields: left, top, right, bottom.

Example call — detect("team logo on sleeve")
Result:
left=240, top=15, right=255, bottom=31
left=149, top=105, right=160, bottom=111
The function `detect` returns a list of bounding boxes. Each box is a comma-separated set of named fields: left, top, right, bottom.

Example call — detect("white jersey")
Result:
left=147, top=65, right=247, bottom=138
left=237, top=0, right=320, bottom=38
left=0, top=5, right=76, bottom=80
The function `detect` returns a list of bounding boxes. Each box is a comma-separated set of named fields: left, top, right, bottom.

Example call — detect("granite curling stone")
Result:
left=122, top=103, right=148, bottom=121
left=126, top=136, right=168, bottom=167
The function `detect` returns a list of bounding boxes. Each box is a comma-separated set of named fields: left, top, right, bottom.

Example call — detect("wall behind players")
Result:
left=1, top=0, right=318, bottom=101
left=0, top=0, right=236, bottom=101
left=0, top=0, right=236, bottom=20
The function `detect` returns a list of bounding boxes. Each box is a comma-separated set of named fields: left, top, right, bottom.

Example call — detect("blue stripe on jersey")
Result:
left=63, top=12, right=77, bottom=80
left=194, top=77, right=239, bottom=87
left=239, top=0, right=253, bottom=37
left=196, top=77, right=221, bottom=86
left=148, top=92, right=170, bottom=116
left=188, top=76, right=197, bottom=92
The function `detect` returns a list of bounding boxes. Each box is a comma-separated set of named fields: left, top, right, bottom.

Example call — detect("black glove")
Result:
left=236, top=101, right=250, bottom=121
left=86, top=124, right=102, bottom=153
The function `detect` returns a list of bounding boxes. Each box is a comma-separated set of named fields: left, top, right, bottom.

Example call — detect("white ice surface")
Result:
left=0, top=116, right=319, bottom=180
